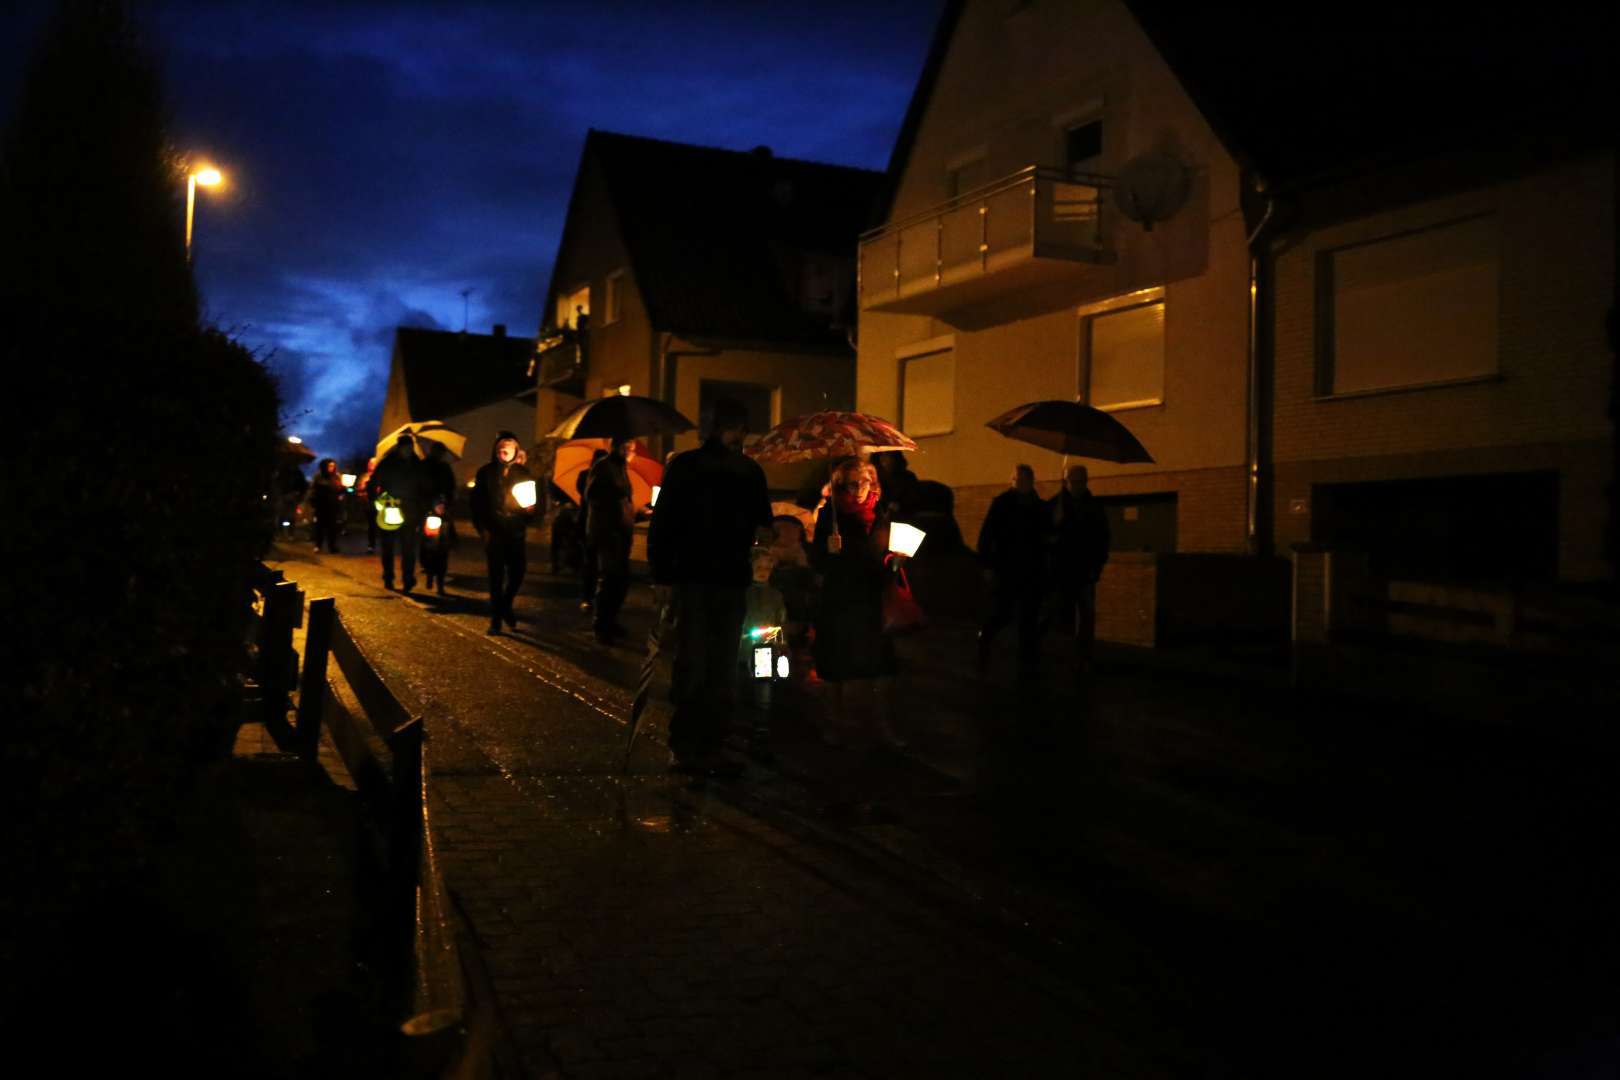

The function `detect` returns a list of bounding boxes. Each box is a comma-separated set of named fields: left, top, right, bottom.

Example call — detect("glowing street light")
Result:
left=185, top=163, right=225, bottom=262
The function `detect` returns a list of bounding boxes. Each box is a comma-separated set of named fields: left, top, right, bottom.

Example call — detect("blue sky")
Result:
left=4, top=1, right=942, bottom=463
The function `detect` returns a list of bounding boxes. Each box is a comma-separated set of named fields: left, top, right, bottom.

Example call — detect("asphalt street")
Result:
left=270, top=527, right=1620, bottom=1078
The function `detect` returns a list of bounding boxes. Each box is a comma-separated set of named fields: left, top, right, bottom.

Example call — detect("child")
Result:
left=739, top=546, right=788, bottom=760
left=419, top=499, right=458, bottom=595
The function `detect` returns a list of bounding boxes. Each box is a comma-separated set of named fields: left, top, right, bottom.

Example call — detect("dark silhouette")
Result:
left=372, top=435, right=433, bottom=593
left=470, top=431, right=536, bottom=633
left=309, top=458, right=344, bottom=553
left=584, top=438, right=638, bottom=643
left=1046, top=464, right=1110, bottom=669
left=648, top=397, right=773, bottom=776
left=576, top=448, right=607, bottom=611
left=976, top=463, right=1049, bottom=674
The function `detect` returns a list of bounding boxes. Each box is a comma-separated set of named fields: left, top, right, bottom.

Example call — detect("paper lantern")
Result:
left=511, top=480, right=537, bottom=508
left=383, top=506, right=404, bottom=527
left=424, top=515, right=442, bottom=537
left=888, top=522, right=926, bottom=557
left=753, top=647, right=773, bottom=680
left=341, top=473, right=357, bottom=488
left=775, top=654, right=790, bottom=679
left=650, top=485, right=661, bottom=506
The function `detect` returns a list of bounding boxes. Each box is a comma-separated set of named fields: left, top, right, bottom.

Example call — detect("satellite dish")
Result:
left=1114, top=152, right=1190, bottom=231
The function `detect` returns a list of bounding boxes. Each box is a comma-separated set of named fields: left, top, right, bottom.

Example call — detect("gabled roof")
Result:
left=393, top=327, right=534, bottom=420
left=1124, top=1, right=1618, bottom=193
left=578, top=129, right=883, bottom=347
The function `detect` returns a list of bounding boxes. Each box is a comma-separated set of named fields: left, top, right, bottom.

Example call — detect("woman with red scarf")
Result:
left=810, top=458, right=905, bottom=750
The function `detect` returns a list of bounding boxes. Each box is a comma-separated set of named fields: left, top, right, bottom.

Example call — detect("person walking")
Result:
left=423, top=440, right=458, bottom=516
left=647, top=397, right=774, bottom=777
left=372, top=436, right=433, bottom=593
left=309, top=458, right=344, bottom=554
left=1048, top=464, right=1110, bottom=671
left=811, top=458, right=905, bottom=750
left=471, top=431, right=536, bottom=634
left=584, top=437, right=638, bottom=643
left=357, top=456, right=379, bottom=554
left=576, top=448, right=607, bottom=613
left=976, top=463, right=1050, bottom=675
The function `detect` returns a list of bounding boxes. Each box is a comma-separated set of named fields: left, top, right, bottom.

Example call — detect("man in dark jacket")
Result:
left=423, top=440, right=459, bottom=514
left=471, top=431, right=536, bottom=634
left=309, top=458, right=344, bottom=554
left=584, top=438, right=637, bottom=643
left=372, top=436, right=433, bottom=592
left=1048, top=464, right=1110, bottom=670
left=647, top=397, right=773, bottom=776
left=976, top=463, right=1050, bottom=674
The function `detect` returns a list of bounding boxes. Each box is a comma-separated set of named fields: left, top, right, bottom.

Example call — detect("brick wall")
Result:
left=1096, top=553, right=1156, bottom=647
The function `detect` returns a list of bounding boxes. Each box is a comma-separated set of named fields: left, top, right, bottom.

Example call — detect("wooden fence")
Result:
left=250, top=570, right=496, bottom=1078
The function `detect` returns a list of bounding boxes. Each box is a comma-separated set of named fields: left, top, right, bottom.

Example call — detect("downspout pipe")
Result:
left=1245, top=177, right=1279, bottom=557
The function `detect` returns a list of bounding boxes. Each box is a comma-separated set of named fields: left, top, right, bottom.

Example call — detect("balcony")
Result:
left=858, top=167, right=1115, bottom=319
left=532, top=328, right=585, bottom=391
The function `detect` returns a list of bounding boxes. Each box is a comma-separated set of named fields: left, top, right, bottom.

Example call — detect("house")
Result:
left=1125, top=1, right=1616, bottom=586
left=533, top=129, right=883, bottom=489
left=858, top=0, right=1614, bottom=642
left=377, top=325, right=537, bottom=493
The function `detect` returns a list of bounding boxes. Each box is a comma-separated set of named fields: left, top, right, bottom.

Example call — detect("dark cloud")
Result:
left=3, top=0, right=943, bottom=464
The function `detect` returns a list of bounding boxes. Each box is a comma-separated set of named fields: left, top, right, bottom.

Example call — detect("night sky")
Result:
left=2, top=1, right=942, bottom=463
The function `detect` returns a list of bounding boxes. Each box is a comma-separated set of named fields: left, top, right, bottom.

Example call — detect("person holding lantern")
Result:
left=372, top=435, right=434, bottom=593
left=471, top=430, right=537, bottom=634
left=583, top=437, right=638, bottom=643
left=308, top=458, right=345, bottom=554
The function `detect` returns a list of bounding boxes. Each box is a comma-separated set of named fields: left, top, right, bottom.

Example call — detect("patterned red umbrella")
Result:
left=746, top=410, right=918, bottom=463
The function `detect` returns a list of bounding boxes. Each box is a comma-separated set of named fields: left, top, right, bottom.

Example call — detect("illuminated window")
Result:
left=1319, top=215, right=1499, bottom=396
left=604, top=270, right=625, bottom=325
left=1082, top=295, right=1164, bottom=411
left=899, top=338, right=955, bottom=437
left=556, top=283, right=589, bottom=330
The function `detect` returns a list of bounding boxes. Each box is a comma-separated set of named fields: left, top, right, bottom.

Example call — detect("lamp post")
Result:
left=185, top=165, right=224, bottom=262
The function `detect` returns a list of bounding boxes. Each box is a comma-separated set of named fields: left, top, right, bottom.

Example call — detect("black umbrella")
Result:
left=984, top=400, right=1154, bottom=463
left=624, top=600, right=672, bottom=773
left=547, top=395, right=695, bottom=442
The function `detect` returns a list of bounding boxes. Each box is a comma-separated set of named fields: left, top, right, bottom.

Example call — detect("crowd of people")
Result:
left=278, top=402, right=1112, bottom=779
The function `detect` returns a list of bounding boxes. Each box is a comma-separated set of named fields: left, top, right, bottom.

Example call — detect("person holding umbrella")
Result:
left=372, top=435, right=434, bottom=592
left=647, top=397, right=773, bottom=777
left=1048, top=464, right=1110, bottom=671
left=584, top=437, right=638, bottom=643
left=471, top=431, right=537, bottom=634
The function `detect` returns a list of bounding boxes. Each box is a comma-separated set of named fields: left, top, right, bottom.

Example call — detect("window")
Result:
left=699, top=379, right=775, bottom=437
left=899, top=338, right=956, bottom=437
left=1082, top=294, right=1164, bottom=410
left=556, top=283, right=589, bottom=330
left=945, top=148, right=988, bottom=200
left=603, top=270, right=625, bottom=325
left=1065, top=120, right=1103, bottom=176
left=1319, top=215, right=1499, bottom=396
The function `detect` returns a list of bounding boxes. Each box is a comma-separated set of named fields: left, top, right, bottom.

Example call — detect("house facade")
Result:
left=863, top=0, right=1615, bottom=620
left=855, top=0, right=1254, bottom=560
left=378, top=325, right=536, bottom=493
left=534, top=130, right=881, bottom=491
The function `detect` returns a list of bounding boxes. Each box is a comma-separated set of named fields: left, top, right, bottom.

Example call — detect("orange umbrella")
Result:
left=552, top=439, right=662, bottom=507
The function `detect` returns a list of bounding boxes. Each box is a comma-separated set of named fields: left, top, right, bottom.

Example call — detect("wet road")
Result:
left=269, top=547, right=1179, bottom=1077
left=272, top=535, right=1620, bottom=1078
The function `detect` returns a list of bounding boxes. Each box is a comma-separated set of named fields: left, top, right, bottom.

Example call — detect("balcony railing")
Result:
left=533, top=329, right=584, bottom=388
left=858, top=166, right=1114, bottom=317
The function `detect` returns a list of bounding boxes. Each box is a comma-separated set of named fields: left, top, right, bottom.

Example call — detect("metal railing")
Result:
left=534, top=329, right=584, bottom=388
left=858, top=166, right=1112, bottom=307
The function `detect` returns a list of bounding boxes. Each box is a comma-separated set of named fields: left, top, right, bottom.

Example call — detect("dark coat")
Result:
left=1051, top=489, right=1110, bottom=584
left=310, top=471, right=344, bottom=515
left=977, top=488, right=1050, bottom=578
left=810, top=503, right=896, bottom=682
left=583, top=454, right=634, bottom=541
left=372, top=449, right=434, bottom=520
left=471, top=459, right=536, bottom=538
left=647, top=440, right=772, bottom=587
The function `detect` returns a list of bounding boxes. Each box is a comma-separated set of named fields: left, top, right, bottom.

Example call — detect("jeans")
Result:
left=668, top=583, right=747, bottom=760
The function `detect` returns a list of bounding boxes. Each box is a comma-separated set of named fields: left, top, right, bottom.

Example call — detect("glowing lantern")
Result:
left=753, top=647, right=773, bottom=679
left=383, top=506, right=404, bottom=527
left=341, top=473, right=357, bottom=488
left=888, top=522, right=926, bottom=558
left=650, top=485, right=660, bottom=506
left=424, top=515, right=443, bottom=538
left=776, top=654, right=790, bottom=679
left=511, top=479, right=538, bottom=509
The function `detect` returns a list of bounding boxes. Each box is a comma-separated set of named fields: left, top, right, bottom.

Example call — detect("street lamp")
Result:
left=185, top=164, right=224, bottom=262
